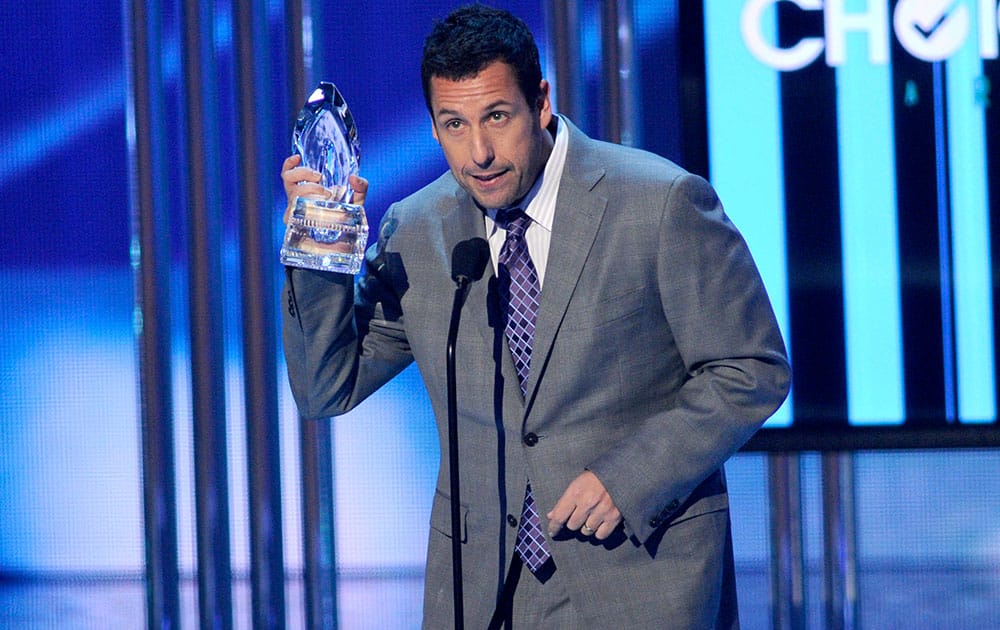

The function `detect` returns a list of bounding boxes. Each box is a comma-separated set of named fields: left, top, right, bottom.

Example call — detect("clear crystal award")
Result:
left=279, top=82, right=368, bottom=274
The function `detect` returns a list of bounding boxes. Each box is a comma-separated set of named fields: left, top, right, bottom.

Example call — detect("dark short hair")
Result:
left=420, top=4, right=543, bottom=113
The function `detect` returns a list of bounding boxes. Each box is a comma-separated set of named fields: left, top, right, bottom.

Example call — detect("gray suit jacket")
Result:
left=283, top=119, right=790, bottom=628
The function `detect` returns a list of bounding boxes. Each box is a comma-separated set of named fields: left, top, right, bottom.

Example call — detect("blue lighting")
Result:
left=836, top=23, right=905, bottom=426
left=0, top=68, right=124, bottom=189
left=947, top=32, right=996, bottom=424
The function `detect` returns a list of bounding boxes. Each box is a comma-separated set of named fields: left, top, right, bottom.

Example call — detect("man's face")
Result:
left=429, top=61, right=553, bottom=210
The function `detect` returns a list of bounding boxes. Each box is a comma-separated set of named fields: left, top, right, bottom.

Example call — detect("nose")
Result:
left=470, top=129, right=494, bottom=168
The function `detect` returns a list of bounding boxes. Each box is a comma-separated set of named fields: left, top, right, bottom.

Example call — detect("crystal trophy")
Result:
left=280, top=82, right=368, bottom=274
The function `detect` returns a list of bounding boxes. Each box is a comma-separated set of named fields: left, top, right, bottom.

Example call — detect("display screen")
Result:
left=698, top=1, right=1000, bottom=448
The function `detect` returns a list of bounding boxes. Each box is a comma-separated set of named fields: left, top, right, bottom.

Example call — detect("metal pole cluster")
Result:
left=128, top=0, right=312, bottom=626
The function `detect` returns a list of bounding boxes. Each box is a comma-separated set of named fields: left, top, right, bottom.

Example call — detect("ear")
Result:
left=430, top=113, right=440, bottom=143
left=536, top=79, right=553, bottom=129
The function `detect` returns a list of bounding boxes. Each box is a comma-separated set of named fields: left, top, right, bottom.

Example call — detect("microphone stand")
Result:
left=446, top=274, right=472, bottom=630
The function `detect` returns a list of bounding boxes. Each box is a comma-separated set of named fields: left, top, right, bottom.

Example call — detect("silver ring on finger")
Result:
left=581, top=525, right=595, bottom=536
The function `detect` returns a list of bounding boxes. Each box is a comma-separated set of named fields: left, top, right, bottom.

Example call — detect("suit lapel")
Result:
left=439, top=191, right=488, bottom=266
left=438, top=191, right=500, bottom=353
left=525, top=128, right=608, bottom=409
left=440, top=191, right=526, bottom=434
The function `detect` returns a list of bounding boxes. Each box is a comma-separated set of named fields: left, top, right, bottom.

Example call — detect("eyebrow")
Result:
left=434, top=99, right=517, bottom=120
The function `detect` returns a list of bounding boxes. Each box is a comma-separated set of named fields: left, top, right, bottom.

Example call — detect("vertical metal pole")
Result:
left=125, top=0, right=180, bottom=626
left=545, top=0, right=582, bottom=122
left=286, top=0, right=307, bottom=115
left=600, top=0, right=639, bottom=145
left=616, top=0, right=639, bottom=146
left=300, top=419, right=339, bottom=629
left=768, top=453, right=806, bottom=630
left=822, top=452, right=858, bottom=630
left=288, top=2, right=339, bottom=628
left=181, top=0, right=233, bottom=626
left=842, top=455, right=858, bottom=629
left=235, top=0, right=286, bottom=627
left=600, top=0, right=621, bottom=143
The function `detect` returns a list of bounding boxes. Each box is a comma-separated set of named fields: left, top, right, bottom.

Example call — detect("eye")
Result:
left=488, top=111, right=509, bottom=123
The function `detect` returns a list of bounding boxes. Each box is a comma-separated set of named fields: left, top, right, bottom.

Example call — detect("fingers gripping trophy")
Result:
left=280, top=82, right=368, bottom=274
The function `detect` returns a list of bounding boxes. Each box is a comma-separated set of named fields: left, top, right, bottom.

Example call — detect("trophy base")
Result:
left=280, top=197, right=368, bottom=274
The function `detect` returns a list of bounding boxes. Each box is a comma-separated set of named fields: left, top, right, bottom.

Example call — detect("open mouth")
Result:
left=472, top=170, right=506, bottom=183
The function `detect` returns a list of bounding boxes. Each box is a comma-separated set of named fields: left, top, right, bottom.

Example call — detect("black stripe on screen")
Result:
left=777, top=3, right=847, bottom=427
left=891, top=38, right=950, bottom=426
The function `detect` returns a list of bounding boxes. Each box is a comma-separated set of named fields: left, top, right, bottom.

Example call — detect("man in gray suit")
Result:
left=281, top=4, right=790, bottom=627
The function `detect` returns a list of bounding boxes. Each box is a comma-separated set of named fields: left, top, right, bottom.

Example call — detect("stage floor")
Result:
left=2, top=563, right=997, bottom=629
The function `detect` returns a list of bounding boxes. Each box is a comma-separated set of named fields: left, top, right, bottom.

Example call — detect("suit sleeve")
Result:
left=282, top=205, right=414, bottom=420
left=587, top=173, right=791, bottom=544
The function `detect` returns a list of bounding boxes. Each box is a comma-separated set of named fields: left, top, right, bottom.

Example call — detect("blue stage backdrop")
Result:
left=1, top=1, right=999, bottom=629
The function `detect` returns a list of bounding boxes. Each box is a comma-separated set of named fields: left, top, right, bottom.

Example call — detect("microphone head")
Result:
left=451, top=238, right=490, bottom=285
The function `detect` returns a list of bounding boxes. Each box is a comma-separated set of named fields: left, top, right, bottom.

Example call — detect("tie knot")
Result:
left=495, top=208, right=531, bottom=239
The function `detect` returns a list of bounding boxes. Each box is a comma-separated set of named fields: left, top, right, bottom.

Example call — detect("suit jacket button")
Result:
left=507, top=514, right=518, bottom=527
left=523, top=433, right=538, bottom=446
left=649, top=517, right=661, bottom=528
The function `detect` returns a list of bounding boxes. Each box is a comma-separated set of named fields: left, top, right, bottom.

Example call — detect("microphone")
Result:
left=445, top=237, right=488, bottom=630
left=451, top=237, right=490, bottom=288
left=369, top=217, right=398, bottom=274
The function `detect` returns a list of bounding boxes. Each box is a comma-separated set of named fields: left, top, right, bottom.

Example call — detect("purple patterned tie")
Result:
left=496, top=208, right=552, bottom=574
